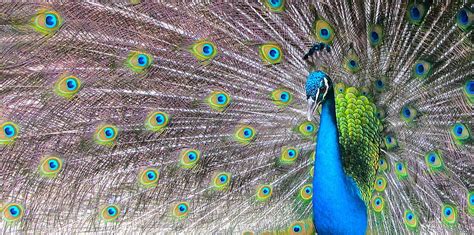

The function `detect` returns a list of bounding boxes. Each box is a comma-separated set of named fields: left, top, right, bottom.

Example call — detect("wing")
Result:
left=335, top=83, right=382, bottom=204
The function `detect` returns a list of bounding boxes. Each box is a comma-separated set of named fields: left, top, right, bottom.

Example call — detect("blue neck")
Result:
left=312, top=89, right=367, bottom=234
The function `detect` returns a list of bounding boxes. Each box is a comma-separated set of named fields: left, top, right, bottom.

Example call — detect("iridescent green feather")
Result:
left=263, top=0, right=285, bottom=13
left=295, top=121, right=317, bottom=140
left=0, top=121, right=19, bottom=145
left=335, top=85, right=381, bottom=204
left=441, top=204, right=458, bottom=227
left=463, top=80, right=474, bottom=104
left=450, top=122, right=471, bottom=146
left=467, top=191, right=474, bottom=216
left=403, top=209, right=419, bottom=231
left=424, top=150, right=444, bottom=173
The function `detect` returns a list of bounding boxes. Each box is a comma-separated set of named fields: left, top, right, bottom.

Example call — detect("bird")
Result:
left=0, top=1, right=472, bottom=234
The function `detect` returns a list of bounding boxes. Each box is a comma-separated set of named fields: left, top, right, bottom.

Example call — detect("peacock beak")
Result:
left=307, top=97, right=319, bottom=121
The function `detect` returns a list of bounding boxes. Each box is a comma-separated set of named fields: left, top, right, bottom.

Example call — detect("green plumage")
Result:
left=335, top=84, right=381, bottom=204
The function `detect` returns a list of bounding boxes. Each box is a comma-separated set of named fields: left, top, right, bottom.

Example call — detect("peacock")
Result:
left=0, top=1, right=473, bottom=234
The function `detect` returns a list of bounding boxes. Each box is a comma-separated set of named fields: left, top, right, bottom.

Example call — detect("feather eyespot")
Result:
left=100, top=205, right=120, bottom=222
left=207, top=91, right=231, bottom=111
left=179, top=149, right=200, bottom=169
left=0, top=122, right=19, bottom=145
left=256, top=185, right=273, bottom=201
left=271, top=88, right=293, bottom=107
left=39, top=156, right=63, bottom=178
left=172, top=202, right=190, bottom=218
left=259, top=43, right=283, bottom=65
left=234, top=125, right=256, bottom=145
left=138, top=168, right=159, bottom=188
left=145, top=111, right=170, bottom=132
left=2, top=203, right=24, bottom=222
left=190, top=40, right=217, bottom=61
left=54, top=75, right=81, bottom=99
left=32, top=9, right=63, bottom=34
left=403, top=210, right=419, bottom=230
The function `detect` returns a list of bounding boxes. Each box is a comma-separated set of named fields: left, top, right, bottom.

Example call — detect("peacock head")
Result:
left=305, top=70, right=332, bottom=120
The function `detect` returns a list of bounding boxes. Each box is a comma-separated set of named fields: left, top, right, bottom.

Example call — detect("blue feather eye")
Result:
left=94, top=125, right=118, bottom=146
left=280, top=92, right=290, bottom=102
left=264, top=0, right=285, bottom=12
left=155, top=114, right=166, bottom=125
left=395, top=161, right=408, bottom=180
left=207, top=91, right=231, bottom=111
left=54, top=75, right=82, bottom=99
left=400, top=105, right=417, bottom=124
left=65, top=78, right=77, bottom=91
left=216, top=94, right=227, bottom=104
left=368, top=24, right=383, bottom=47
left=410, top=7, right=420, bottom=20
left=190, top=40, right=217, bottom=61
left=374, top=77, right=387, bottom=92
left=269, top=0, right=283, bottom=7
left=45, top=14, right=58, bottom=28
left=126, top=51, right=153, bottom=73
left=299, top=184, right=313, bottom=201
left=464, top=80, right=474, bottom=104
left=1, top=122, right=19, bottom=145
left=378, top=158, right=389, bottom=172
left=48, top=159, right=59, bottom=170
left=412, top=60, right=432, bottom=80
left=32, top=9, right=63, bottom=35
left=450, top=122, right=471, bottom=146
left=137, top=54, right=148, bottom=66
left=441, top=204, right=458, bottom=226
left=374, top=175, right=387, bottom=191
left=2, top=203, right=24, bottom=222
left=256, top=184, right=273, bottom=201
left=384, top=134, right=398, bottom=150
left=3, top=124, right=16, bottom=137
left=104, top=128, right=115, bottom=139
left=406, top=3, right=428, bottom=25
left=172, top=202, right=190, bottom=218
left=268, top=48, right=280, bottom=60
left=259, top=43, right=283, bottom=64
left=179, top=149, right=201, bottom=169
left=271, top=88, right=293, bottom=107
left=313, top=19, right=335, bottom=44
left=403, top=210, right=419, bottom=230
left=424, top=150, right=444, bottom=172
left=188, top=152, right=196, bottom=160
left=145, top=111, right=170, bottom=132
left=343, top=50, right=361, bottom=74
left=371, top=195, right=384, bottom=212
left=243, top=128, right=252, bottom=138
left=235, top=125, right=256, bottom=145
left=212, top=172, right=231, bottom=190
left=138, top=168, right=160, bottom=187
left=456, top=7, right=472, bottom=31
left=288, top=221, right=312, bottom=234
left=100, top=205, right=120, bottom=222
left=288, top=149, right=295, bottom=157
left=202, top=44, right=214, bottom=56
left=297, top=121, right=317, bottom=139
left=38, top=156, right=63, bottom=177
left=108, top=207, right=117, bottom=216
left=280, top=146, right=299, bottom=164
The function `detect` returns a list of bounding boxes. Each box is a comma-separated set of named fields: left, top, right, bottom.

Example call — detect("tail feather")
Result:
left=0, top=1, right=473, bottom=234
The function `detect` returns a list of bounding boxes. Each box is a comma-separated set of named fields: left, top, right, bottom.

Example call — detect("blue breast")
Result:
left=312, top=89, right=367, bottom=234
